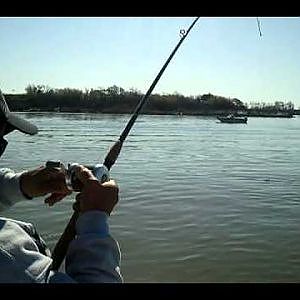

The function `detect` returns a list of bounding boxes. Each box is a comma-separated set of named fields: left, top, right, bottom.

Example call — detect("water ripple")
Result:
left=4, top=114, right=300, bottom=282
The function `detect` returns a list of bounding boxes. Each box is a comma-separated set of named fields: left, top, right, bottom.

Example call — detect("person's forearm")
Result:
left=64, top=210, right=123, bottom=283
left=0, top=168, right=29, bottom=211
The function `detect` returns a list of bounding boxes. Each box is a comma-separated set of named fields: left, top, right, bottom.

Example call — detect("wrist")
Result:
left=81, top=207, right=111, bottom=215
left=19, top=173, right=33, bottom=199
left=76, top=210, right=109, bottom=237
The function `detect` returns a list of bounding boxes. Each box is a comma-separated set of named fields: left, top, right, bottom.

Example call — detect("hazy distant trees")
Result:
left=25, top=84, right=55, bottom=95
left=248, top=100, right=294, bottom=115
left=2, top=84, right=294, bottom=116
left=194, top=93, right=247, bottom=111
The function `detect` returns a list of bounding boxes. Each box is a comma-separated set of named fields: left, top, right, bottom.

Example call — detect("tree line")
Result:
left=4, top=84, right=295, bottom=116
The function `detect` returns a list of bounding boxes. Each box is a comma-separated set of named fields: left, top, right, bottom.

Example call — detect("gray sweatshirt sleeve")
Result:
left=0, top=168, right=123, bottom=283
left=48, top=211, right=123, bottom=283
left=0, top=168, right=28, bottom=211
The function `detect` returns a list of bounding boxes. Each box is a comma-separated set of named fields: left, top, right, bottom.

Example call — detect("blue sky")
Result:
left=1, top=17, right=300, bottom=107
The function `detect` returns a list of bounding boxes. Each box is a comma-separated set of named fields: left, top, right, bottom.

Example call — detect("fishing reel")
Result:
left=45, top=160, right=110, bottom=191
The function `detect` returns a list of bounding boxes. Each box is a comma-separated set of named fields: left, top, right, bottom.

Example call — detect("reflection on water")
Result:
left=2, top=113, right=300, bottom=282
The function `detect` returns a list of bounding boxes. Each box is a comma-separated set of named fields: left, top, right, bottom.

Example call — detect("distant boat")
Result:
left=217, top=114, right=248, bottom=124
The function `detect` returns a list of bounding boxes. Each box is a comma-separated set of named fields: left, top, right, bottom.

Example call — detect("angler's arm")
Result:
left=0, top=165, right=70, bottom=212
left=0, top=168, right=29, bottom=211
left=65, top=211, right=122, bottom=283
left=47, top=211, right=123, bottom=283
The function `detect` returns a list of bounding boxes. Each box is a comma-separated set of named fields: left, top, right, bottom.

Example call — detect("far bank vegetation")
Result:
left=4, top=84, right=295, bottom=116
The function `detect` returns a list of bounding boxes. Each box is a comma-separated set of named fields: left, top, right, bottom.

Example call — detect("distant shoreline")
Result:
left=5, top=88, right=297, bottom=118
left=16, top=108, right=298, bottom=118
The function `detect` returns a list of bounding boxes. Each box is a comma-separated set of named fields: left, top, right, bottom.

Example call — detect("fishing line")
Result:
left=256, top=17, right=262, bottom=37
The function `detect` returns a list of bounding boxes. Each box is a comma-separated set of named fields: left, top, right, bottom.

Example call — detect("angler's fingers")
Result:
left=102, top=179, right=117, bottom=188
left=73, top=165, right=98, bottom=185
left=44, top=193, right=65, bottom=206
left=74, top=179, right=117, bottom=197
left=45, top=192, right=70, bottom=206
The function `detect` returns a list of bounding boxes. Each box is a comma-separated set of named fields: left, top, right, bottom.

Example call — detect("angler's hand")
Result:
left=20, top=166, right=71, bottom=206
left=74, top=165, right=119, bottom=215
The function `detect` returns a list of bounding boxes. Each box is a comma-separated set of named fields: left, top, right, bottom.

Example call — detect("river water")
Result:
left=2, top=112, right=300, bottom=282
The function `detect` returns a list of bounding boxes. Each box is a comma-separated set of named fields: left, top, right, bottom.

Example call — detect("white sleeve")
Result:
left=0, top=168, right=29, bottom=211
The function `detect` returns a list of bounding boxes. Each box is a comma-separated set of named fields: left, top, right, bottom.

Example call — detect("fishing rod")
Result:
left=49, top=16, right=200, bottom=271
